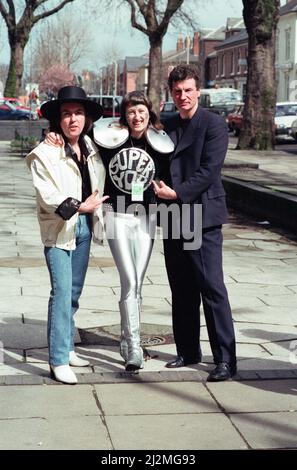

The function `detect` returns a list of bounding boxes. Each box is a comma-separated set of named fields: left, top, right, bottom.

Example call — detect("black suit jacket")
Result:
left=163, top=105, right=229, bottom=229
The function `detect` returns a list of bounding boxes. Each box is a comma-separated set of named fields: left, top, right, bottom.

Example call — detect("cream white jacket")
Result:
left=26, top=136, right=106, bottom=250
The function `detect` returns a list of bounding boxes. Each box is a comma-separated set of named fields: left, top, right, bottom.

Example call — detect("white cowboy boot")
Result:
left=50, top=365, right=77, bottom=384
left=69, top=350, right=90, bottom=367
left=119, top=299, right=143, bottom=371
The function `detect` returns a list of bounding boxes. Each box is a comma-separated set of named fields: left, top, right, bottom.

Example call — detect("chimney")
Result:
left=176, top=36, right=183, bottom=52
left=193, top=32, right=199, bottom=56
left=184, top=36, right=191, bottom=50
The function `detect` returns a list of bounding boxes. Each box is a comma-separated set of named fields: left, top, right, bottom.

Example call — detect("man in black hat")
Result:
left=26, top=86, right=108, bottom=384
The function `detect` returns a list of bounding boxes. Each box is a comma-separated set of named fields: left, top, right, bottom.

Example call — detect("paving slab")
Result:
left=219, top=322, right=297, bottom=344
left=233, top=306, right=297, bottom=326
left=105, top=414, right=247, bottom=450
left=2, top=348, right=24, bottom=364
left=95, top=382, right=220, bottom=415
left=0, top=323, right=47, bottom=349
left=230, top=412, right=297, bottom=449
left=230, top=271, right=297, bottom=285
left=257, top=293, right=297, bottom=308
left=263, top=340, right=297, bottom=357
left=0, top=362, right=50, bottom=376
left=207, top=380, right=297, bottom=413
left=228, top=283, right=293, bottom=297
left=0, top=415, right=112, bottom=450
left=0, top=384, right=99, bottom=418
left=0, top=295, right=48, bottom=315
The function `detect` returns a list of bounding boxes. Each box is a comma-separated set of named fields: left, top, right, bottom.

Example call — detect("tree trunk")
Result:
left=4, top=40, right=25, bottom=97
left=237, top=0, right=280, bottom=150
left=148, top=36, right=162, bottom=114
left=0, top=0, right=76, bottom=97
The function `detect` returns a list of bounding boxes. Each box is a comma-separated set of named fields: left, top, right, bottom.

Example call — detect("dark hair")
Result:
left=49, top=102, right=92, bottom=137
left=119, top=91, right=163, bottom=130
left=168, top=65, right=200, bottom=91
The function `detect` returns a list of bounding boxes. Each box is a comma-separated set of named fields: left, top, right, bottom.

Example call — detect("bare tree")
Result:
left=0, top=63, right=8, bottom=95
left=95, top=39, right=123, bottom=95
left=237, top=0, right=280, bottom=150
left=39, top=63, right=74, bottom=94
left=31, top=11, right=92, bottom=82
left=0, top=0, right=76, bottom=97
left=123, top=0, right=185, bottom=111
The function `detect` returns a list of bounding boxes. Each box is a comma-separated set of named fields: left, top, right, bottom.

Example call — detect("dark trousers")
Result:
left=163, top=225, right=236, bottom=366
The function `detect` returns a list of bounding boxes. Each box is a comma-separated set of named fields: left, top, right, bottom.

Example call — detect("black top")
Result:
left=65, top=138, right=92, bottom=202
left=55, top=136, right=92, bottom=221
left=98, top=135, right=168, bottom=213
left=176, top=116, right=191, bottom=143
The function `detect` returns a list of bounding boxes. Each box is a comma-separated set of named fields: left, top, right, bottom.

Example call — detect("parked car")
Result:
left=199, top=87, right=243, bottom=117
left=88, top=95, right=122, bottom=117
left=274, top=102, right=297, bottom=140
left=227, top=105, right=244, bottom=136
left=3, top=97, right=31, bottom=111
left=288, top=117, right=297, bottom=142
left=160, top=101, right=178, bottom=122
left=0, top=100, right=37, bottom=120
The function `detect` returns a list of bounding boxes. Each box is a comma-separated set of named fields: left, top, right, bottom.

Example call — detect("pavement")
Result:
left=0, top=140, right=297, bottom=451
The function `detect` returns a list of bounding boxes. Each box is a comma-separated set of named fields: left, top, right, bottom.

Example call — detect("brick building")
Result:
left=205, top=19, right=248, bottom=98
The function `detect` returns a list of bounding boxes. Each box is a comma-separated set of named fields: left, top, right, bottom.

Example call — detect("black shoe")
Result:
left=165, top=355, right=201, bottom=368
left=207, top=362, right=237, bottom=382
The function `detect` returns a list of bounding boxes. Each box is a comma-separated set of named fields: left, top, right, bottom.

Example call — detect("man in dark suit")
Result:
left=153, top=65, right=236, bottom=381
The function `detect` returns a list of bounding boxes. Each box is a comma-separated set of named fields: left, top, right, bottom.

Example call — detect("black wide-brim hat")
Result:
left=40, top=86, right=103, bottom=122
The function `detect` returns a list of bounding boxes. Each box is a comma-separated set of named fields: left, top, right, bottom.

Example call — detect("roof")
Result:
left=207, top=50, right=217, bottom=58
left=226, top=17, right=245, bottom=29
left=216, top=29, right=248, bottom=49
left=162, top=49, right=198, bottom=64
left=118, top=59, right=125, bottom=74
left=125, top=56, right=148, bottom=72
left=200, top=26, right=225, bottom=41
left=280, top=0, right=297, bottom=15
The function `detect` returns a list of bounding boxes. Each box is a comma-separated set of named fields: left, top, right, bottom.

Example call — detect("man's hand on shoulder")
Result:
left=152, top=180, right=177, bottom=200
left=44, top=132, right=64, bottom=147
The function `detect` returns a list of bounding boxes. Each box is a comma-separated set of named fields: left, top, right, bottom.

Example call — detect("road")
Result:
left=229, top=134, right=297, bottom=154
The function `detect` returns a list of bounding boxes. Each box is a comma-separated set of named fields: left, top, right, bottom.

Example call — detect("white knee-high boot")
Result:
left=119, top=299, right=143, bottom=371
left=119, top=296, right=143, bottom=362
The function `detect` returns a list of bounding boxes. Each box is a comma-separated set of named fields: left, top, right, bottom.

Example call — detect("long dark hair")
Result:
left=119, top=91, right=163, bottom=130
left=49, top=102, right=93, bottom=137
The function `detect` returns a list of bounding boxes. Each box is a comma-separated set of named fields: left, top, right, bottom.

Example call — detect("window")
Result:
left=285, top=74, right=290, bottom=101
left=285, top=28, right=291, bottom=61
left=275, top=103, right=297, bottom=117
left=237, top=49, right=241, bottom=74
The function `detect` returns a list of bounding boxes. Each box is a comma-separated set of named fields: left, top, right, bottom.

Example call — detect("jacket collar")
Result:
left=64, top=134, right=96, bottom=161
left=173, top=105, right=203, bottom=156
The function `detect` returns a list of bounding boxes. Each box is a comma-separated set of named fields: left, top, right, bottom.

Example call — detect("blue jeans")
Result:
left=44, top=214, right=91, bottom=366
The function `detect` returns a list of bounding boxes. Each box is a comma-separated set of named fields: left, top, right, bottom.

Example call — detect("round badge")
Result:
left=109, top=147, right=155, bottom=194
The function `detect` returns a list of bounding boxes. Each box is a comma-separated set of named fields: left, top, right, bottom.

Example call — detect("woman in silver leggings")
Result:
left=45, top=91, right=174, bottom=372
left=94, top=91, right=174, bottom=371
left=105, top=209, right=156, bottom=370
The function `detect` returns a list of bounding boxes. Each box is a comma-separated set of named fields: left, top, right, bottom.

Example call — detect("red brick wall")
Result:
left=126, top=72, right=138, bottom=92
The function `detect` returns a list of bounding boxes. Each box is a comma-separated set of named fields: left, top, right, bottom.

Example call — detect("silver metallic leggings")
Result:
left=104, top=210, right=156, bottom=301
